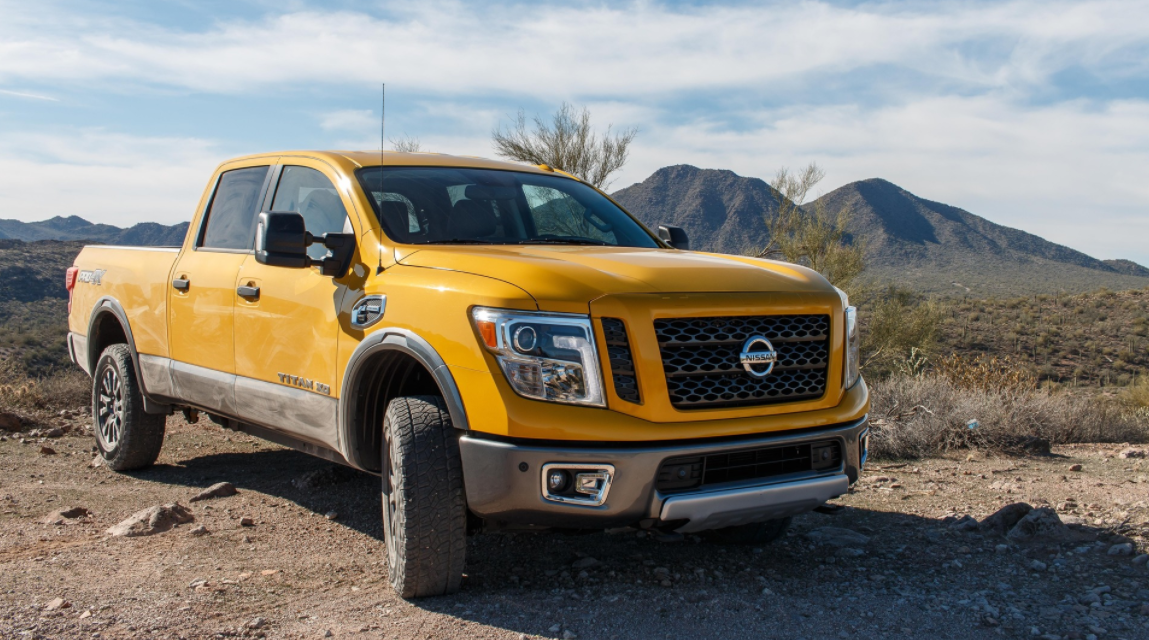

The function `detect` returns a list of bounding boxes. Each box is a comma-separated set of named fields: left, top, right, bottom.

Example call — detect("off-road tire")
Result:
left=92, top=344, right=166, bottom=471
left=381, top=396, right=467, bottom=598
left=703, top=516, right=792, bottom=545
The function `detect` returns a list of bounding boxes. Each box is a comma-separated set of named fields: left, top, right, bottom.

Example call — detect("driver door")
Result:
left=232, top=161, right=356, bottom=450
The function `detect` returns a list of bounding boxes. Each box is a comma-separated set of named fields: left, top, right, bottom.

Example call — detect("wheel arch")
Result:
left=339, top=328, right=470, bottom=472
left=86, top=297, right=170, bottom=415
left=86, top=297, right=137, bottom=378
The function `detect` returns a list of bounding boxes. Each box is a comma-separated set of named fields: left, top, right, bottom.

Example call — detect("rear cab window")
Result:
left=199, top=166, right=271, bottom=251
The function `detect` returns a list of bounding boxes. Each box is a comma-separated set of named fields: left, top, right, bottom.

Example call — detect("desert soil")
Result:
left=1, top=416, right=1148, bottom=640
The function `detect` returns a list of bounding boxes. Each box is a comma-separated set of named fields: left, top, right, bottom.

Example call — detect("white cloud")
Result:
left=319, top=109, right=376, bottom=132
left=0, top=89, right=57, bottom=101
left=0, top=130, right=222, bottom=227
left=1, top=1, right=1147, bottom=97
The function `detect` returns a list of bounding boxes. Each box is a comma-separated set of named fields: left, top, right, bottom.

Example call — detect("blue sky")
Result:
left=1, top=0, right=1148, bottom=264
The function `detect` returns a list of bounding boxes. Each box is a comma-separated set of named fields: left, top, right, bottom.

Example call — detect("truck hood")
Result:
left=397, top=246, right=833, bottom=313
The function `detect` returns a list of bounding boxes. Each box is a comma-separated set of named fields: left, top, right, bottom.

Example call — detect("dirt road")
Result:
left=1, top=418, right=1148, bottom=639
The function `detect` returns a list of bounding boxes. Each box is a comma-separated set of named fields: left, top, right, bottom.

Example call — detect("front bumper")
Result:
left=459, top=416, right=868, bottom=531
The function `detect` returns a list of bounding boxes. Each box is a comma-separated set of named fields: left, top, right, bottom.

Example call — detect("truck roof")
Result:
left=225, top=150, right=561, bottom=176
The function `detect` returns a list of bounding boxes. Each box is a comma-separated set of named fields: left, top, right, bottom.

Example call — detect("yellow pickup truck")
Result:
left=66, top=151, right=869, bottom=597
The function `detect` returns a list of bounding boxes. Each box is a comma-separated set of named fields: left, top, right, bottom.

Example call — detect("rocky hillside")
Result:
left=613, top=166, right=1149, bottom=296
left=0, top=216, right=187, bottom=246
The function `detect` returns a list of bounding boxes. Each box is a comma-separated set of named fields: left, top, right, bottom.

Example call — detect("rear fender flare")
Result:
left=86, top=296, right=170, bottom=415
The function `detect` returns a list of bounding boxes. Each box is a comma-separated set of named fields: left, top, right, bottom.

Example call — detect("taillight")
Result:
left=66, top=267, right=79, bottom=313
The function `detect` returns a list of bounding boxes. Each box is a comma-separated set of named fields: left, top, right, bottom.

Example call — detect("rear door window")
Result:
left=199, top=166, right=270, bottom=250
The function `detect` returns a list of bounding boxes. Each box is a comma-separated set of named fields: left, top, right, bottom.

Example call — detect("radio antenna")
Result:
left=377, top=82, right=386, bottom=275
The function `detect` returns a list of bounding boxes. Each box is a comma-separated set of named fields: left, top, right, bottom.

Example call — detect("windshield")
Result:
left=356, top=166, right=661, bottom=248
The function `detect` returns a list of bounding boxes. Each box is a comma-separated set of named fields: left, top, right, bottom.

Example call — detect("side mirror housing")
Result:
left=255, top=211, right=355, bottom=278
left=658, top=224, right=690, bottom=251
left=256, top=211, right=310, bottom=268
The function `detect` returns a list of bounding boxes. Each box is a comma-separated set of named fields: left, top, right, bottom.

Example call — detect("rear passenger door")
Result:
left=169, top=161, right=273, bottom=418
left=232, top=161, right=354, bottom=450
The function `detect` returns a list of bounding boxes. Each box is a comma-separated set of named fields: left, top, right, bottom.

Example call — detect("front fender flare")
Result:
left=338, top=328, right=470, bottom=469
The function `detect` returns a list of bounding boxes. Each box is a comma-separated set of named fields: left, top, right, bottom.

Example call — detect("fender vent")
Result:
left=601, top=318, right=640, bottom=404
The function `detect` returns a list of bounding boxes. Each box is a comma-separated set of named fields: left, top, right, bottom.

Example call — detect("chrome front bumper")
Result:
left=459, top=416, right=867, bottom=531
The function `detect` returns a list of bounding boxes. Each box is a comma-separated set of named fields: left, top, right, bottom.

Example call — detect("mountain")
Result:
left=0, top=216, right=188, bottom=246
left=1104, top=259, right=1149, bottom=277
left=613, top=166, right=1149, bottom=296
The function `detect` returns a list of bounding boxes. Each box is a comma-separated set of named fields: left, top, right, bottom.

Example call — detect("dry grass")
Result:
left=0, top=356, right=89, bottom=417
left=867, top=374, right=1149, bottom=459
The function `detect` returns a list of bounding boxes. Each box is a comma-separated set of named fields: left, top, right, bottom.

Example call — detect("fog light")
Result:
left=547, top=469, right=570, bottom=492
left=541, top=463, right=615, bottom=506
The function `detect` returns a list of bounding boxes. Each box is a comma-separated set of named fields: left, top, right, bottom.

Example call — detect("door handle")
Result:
left=237, top=285, right=260, bottom=300
left=172, top=278, right=189, bottom=291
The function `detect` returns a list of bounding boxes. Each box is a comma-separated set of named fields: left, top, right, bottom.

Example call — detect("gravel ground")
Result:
left=1, top=416, right=1148, bottom=640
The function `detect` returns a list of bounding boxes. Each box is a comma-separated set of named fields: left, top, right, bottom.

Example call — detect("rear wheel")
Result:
left=92, top=344, right=166, bottom=471
left=703, top=517, right=792, bottom=545
left=381, top=396, right=467, bottom=598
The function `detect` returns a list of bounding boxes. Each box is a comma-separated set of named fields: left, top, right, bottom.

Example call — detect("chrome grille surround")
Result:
left=654, top=314, right=831, bottom=409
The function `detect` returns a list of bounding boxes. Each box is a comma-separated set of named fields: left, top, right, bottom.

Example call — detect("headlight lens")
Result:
left=845, top=305, right=860, bottom=388
left=471, top=307, right=605, bottom=407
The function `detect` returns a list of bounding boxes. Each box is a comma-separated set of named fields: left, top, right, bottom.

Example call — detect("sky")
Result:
left=1, top=0, right=1148, bottom=265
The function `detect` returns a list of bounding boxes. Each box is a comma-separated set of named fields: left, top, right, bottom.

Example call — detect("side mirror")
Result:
left=658, top=225, right=690, bottom=251
left=255, top=211, right=310, bottom=268
left=256, top=211, right=355, bottom=278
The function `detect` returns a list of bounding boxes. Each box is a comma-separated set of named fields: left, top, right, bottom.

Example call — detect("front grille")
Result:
left=657, top=441, right=841, bottom=492
left=601, top=318, right=640, bottom=404
left=654, top=314, right=830, bottom=409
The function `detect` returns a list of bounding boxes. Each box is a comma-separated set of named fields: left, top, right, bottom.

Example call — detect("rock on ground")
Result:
left=39, top=506, right=91, bottom=525
left=0, top=412, right=22, bottom=432
left=979, top=502, right=1032, bottom=535
left=189, top=482, right=238, bottom=502
left=1117, top=447, right=1146, bottom=459
left=106, top=503, right=194, bottom=537
left=1005, top=507, right=1069, bottom=542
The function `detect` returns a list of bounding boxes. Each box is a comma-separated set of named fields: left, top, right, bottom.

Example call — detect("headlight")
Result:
left=845, top=305, right=859, bottom=388
left=471, top=307, right=605, bottom=407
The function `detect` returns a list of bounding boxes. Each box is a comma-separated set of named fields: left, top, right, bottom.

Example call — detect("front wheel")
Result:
left=381, top=396, right=467, bottom=598
left=92, top=344, right=166, bottom=471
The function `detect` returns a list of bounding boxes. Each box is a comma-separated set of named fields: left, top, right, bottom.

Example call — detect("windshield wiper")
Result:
left=518, top=237, right=610, bottom=246
left=422, top=239, right=511, bottom=245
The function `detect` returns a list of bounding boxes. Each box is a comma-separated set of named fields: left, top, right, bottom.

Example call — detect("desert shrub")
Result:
left=859, top=287, right=946, bottom=377
left=1124, top=375, right=1149, bottom=411
left=0, top=356, right=89, bottom=414
left=867, top=375, right=1149, bottom=459
left=932, top=353, right=1036, bottom=393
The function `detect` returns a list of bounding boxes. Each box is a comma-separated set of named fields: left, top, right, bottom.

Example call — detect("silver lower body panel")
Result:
left=660, top=474, right=849, bottom=533
left=67, top=332, right=90, bottom=375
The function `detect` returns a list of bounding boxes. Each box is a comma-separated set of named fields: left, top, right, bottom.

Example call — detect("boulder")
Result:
left=979, top=502, right=1033, bottom=535
left=1118, top=447, right=1146, bottom=459
left=1005, top=507, right=1070, bottom=542
left=106, top=503, right=194, bottom=537
left=0, top=412, right=22, bottom=432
